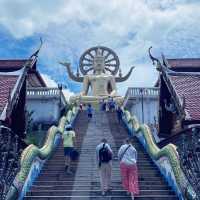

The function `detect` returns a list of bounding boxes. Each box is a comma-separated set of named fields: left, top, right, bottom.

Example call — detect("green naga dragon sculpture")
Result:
left=5, top=103, right=197, bottom=200
left=122, top=109, right=197, bottom=200
left=6, top=106, right=78, bottom=200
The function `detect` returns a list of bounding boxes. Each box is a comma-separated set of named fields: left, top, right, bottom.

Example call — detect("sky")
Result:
left=0, top=0, right=200, bottom=96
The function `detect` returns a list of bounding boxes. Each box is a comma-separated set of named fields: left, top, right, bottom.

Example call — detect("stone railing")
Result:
left=27, top=87, right=59, bottom=97
left=6, top=106, right=78, bottom=200
left=126, top=87, right=159, bottom=97
left=124, top=87, right=159, bottom=106
left=122, top=109, right=197, bottom=200
left=27, top=87, right=67, bottom=105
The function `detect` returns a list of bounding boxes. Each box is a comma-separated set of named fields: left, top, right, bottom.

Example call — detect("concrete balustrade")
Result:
left=27, top=88, right=64, bottom=99
left=124, top=87, right=159, bottom=101
left=26, top=88, right=67, bottom=125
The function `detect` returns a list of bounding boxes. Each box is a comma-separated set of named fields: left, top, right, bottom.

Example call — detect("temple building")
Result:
left=0, top=56, right=67, bottom=135
left=0, top=52, right=68, bottom=198
left=0, top=59, right=46, bottom=87
left=0, top=58, right=39, bottom=199
left=148, top=47, right=200, bottom=146
left=166, top=58, right=200, bottom=72
left=0, top=59, right=39, bottom=138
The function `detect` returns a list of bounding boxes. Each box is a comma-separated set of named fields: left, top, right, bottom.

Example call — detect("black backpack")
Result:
left=99, top=143, right=112, bottom=164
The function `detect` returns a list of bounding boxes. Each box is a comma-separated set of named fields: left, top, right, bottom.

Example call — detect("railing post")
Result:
left=139, top=88, right=144, bottom=123
left=58, top=84, right=63, bottom=117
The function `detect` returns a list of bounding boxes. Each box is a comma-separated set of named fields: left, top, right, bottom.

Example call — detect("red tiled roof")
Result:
left=0, top=60, right=28, bottom=71
left=0, top=75, right=19, bottom=112
left=27, top=72, right=46, bottom=87
left=168, top=59, right=200, bottom=68
left=169, top=74, right=200, bottom=121
left=0, top=59, right=46, bottom=87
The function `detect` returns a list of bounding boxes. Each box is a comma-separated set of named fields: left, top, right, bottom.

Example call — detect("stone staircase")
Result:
left=24, top=111, right=178, bottom=200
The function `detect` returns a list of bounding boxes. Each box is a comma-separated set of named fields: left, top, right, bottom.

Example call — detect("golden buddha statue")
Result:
left=60, top=46, right=134, bottom=104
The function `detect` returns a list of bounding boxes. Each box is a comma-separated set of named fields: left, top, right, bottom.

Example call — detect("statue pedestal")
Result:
left=69, top=95, right=124, bottom=109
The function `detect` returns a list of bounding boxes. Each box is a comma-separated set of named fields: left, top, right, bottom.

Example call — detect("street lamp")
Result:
left=58, top=84, right=63, bottom=117
left=139, top=88, right=144, bottom=124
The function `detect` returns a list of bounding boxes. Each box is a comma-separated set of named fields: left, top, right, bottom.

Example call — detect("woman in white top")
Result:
left=118, top=138, right=139, bottom=200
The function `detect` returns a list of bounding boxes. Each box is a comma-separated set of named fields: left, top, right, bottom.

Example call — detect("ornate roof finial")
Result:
left=148, top=46, right=163, bottom=72
left=30, top=37, right=43, bottom=59
left=149, top=46, right=159, bottom=66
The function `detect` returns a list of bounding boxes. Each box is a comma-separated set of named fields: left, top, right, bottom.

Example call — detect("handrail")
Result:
left=122, top=109, right=197, bottom=200
left=125, top=87, right=159, bottom=97
left=6, top=106, right=78, bottom=200
left=157, top=126, right=200, bottom=148
left=27, top=87, right=61, bottom=90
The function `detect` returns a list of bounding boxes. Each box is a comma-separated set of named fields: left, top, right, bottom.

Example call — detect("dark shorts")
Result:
left=64, top=147, right=74, bottom=156
left=88, top=113, right=92, bottom=118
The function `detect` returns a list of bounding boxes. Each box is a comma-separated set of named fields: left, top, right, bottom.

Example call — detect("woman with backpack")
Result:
left=118, top=138, right=139, bottom=200
left=96, top=138, right=113, bottom=196
left=63, top=124, right=76, bottom=174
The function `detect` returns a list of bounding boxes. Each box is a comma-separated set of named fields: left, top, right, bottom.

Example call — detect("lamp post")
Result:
left=139, top=88, right=144, bottom=124
left=58, top=84, right=63, bottom=117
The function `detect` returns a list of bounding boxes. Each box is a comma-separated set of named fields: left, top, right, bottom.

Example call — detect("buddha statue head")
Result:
left=93, top=48, right=105, bottom=74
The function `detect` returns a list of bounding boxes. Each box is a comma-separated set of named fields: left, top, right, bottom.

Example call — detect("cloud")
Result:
left=0, top=0, right=200, bottom=95
left=41, top=73, right=74, bottom=100
left=41, top=74, right=58, bottom=87
left=62, top=89, right=75, bottom=101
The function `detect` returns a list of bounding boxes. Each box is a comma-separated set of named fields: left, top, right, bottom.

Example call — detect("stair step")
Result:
left=43, top=161, right=155, bottom=165
left=27, top=189, right=175, bottom=196
left=31, top=184, right=171, bottom=190
left=38, top=172, right=161, bottom=178
left=42, top=166, right=156, bottom=171
left=26, top=112, right=178, bottom=199
left=24, top=195, right=178, bottom=200
left=33, top=180, right=168, bottom=186
left=36, top=176, right=165, bottom=181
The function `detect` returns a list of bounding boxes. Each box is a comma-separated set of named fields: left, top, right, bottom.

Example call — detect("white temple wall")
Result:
left=130, top=98, right=158, bottom=125
left=127, top=96, right=160, bottom=142
left=26, top=88, right=67, bottom=125
left=26, top=98, right=60, bottom=124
